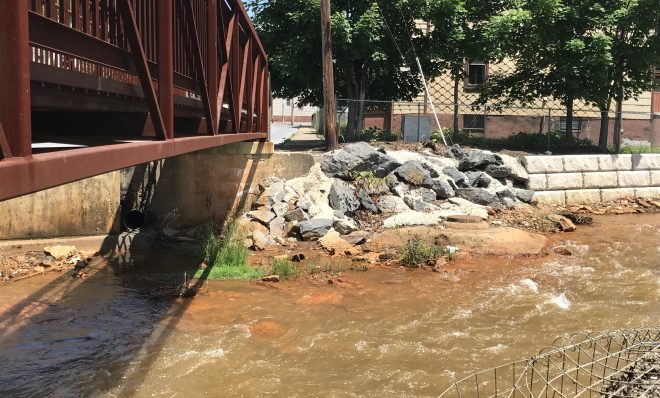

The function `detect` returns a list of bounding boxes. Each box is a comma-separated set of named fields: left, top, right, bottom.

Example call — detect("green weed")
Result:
left=270, top=259, right=299, bottom=280
left=197, top=219, right=264, bottom=281
left=399, top=236, right=446, bottom=267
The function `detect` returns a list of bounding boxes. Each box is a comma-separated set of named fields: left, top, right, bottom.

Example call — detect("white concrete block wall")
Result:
left=524, top=154, right=660, bottom=205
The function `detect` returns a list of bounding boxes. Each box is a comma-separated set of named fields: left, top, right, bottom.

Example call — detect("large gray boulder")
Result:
left=404, top=195, right=439, bottom=212
left=333, top=219, right=358, bottom=235
left=465, top=171, right=492, bottom=188
left=497, top=154, right=529, bottom=182
left=284, top=208, right=308, bottom=222
left=431, top=178, right=456, bottom=199
left=484, top=164, right=512, bottom=179
left=321, top=142, right=401, bottom=178
left=357, top=189, right=379, bottom=213
left=456, top=188, right=499, bottom=206
left=377, top=195, right=410, bottom=214
left=443, top=166, right=470, bottom=188
left=297, top=219, right=334, bottom=240
left=393, top=161, right=434, bottom=188
left=328, top=179, right=360, bottom=214
left=513, top=188, right=535, bottom=203
left=458, top=150, right=500, bottom=171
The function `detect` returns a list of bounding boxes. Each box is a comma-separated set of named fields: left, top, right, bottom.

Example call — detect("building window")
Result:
left=463, top=114, right=485, bottom=133
left=286, top=99, right=292, bottom=106
left=465, top=60, right=488, bottom=89
left=559, top=117, right=582, bottom=134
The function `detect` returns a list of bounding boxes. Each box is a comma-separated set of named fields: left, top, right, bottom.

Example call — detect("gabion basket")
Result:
left=439, top=328, right=660, bottom=398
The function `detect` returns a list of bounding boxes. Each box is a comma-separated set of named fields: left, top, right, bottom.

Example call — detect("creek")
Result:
left=0, top=214, right=658, bottom=397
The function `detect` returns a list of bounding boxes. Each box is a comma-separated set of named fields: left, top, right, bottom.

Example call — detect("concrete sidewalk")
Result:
left=275, top=126, right=326, bottom=151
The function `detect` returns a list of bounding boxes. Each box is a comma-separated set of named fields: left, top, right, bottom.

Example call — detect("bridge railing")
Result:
left=0, top=0, right=270, bottom=201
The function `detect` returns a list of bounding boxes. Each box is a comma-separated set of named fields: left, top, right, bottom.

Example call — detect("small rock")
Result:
left=262, top=275, right=280, bottom=283
left=443, top=166, right=470, bottom=188
left=247, top=208, right=276, bottom=225
left=44, top=245, right=76, bottom=260
left=328, top=179, right=360, bottom=214
left=548, top=214, right=577, bottom=232
left=554, top=246, right=573, bottom=256
left=259, top=176, right=283, bottom=191
left=497, top=154, right=529, bottom=182
left=333, top=219, right=358, bottom=235
left=458, top=151, right=499, bottom=171
left=291, top=254, right=306, bottom=262
left=404, top=196, right=439, bottom=212
left=296, top=194, right=314, bottom=211
left=513, top=188, right=535, bottom=204
left=272, top=202, right=289, bottom=217
left=383, top=211, right=439, bottom=228
left=393, top=161, right=435, bottom=188
left=321, top=142, right=401, bottom=178
left=297, top=219, right=334, bottom=240
left=484, top=164, right=512, bottom=179
left=343, top=231, right=369, bottom=245
left=377, top=195, right=410, bottom=214
left=40, top=260, right=55, bottom=268
left=466, top=171, right=492, bottom=188
left=284, top=208, right=308, bottom=222
left=431, top=179, right=456, bottom=199
left=34, top=266, right=45, bottom=273
left=252, top=230, right=273, bottom=250
left=392, top=183, right=409, bottom=198
left=501, top=197, right=516, bottom=209
left=456, top=188, right=499, bottom=206
left=432, top=258, right=448, bottom=272
left=269, top=217, right=286, bottom=238
left=357, top=189, right=379, bottom=213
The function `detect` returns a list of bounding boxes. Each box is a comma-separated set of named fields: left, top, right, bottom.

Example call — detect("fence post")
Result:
left=0, top=1, right=32, bottom=157
left=417, top=102, right=421, bottom=142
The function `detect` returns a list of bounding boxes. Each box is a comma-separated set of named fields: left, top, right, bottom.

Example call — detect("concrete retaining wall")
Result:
left=524, top=154, right=660, bottom=205
left=0, top=142, right=315, bottom=240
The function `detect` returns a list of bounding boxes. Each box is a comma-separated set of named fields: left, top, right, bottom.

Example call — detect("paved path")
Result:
left=270, top=123, right=305, bottom=145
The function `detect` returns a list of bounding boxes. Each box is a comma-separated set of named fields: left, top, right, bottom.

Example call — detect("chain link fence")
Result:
left=334, top=99, right=660, bottom=154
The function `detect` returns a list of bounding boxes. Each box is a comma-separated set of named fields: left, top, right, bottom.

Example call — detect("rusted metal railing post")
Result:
left=158, top=0, right=174, bottom=139
left=207, top=0, right=219, bottom=134
left=0, top=1, right=32, bottom=157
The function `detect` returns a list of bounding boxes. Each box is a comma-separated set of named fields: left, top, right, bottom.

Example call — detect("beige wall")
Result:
left=0, top=142, right=315, bottom=240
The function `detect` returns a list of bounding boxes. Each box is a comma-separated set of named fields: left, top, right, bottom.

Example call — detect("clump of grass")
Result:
left=198, top=219, right=264, bottom=280
left=399, top=236, right=446, bottom=267
left=270, top=259, right=299, bottom=280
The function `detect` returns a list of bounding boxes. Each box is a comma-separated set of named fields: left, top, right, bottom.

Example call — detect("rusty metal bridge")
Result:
left=0, top=0, right=270, bottom=202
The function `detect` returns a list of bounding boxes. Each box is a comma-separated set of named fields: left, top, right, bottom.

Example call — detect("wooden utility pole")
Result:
left=321, top=0, right=338, bottom=151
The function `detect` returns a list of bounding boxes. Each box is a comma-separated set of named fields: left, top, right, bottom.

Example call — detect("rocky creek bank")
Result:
left=237, top=142, right=574, bottom=262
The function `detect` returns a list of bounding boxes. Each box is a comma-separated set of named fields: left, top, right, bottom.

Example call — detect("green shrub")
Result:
left=399, top=236, right=446, bottom=267
left=618, top=145, right=660, bottom=154
left=270, top=259, right=299, bottom=280
left=433, top=129, right=601, bottom=154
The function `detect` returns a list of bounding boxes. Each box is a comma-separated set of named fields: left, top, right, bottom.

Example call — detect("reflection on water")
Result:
left=0, top=215, right=659, bottom=397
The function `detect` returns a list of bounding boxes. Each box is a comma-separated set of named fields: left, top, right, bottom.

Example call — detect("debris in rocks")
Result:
left=1, top=247, right=94, bottom=284
left=262, top=275, right=281, bottom=283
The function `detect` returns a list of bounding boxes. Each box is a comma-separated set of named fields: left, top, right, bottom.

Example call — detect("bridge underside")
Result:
left=0, top=0, right=270, bottom=202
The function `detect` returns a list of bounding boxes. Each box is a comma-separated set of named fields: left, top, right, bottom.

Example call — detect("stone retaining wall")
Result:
left=524, top=154, right=660, bottom=205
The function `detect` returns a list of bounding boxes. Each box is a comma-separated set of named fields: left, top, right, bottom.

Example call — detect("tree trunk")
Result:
left=565, top=95, right=574, bottom=142
left=346, top=67, right=367, bottom=141
left=598, top=101, right=611, bottom=152
left=453, top=75, right=460, bottom=139
left=613, top=97, right=623, bottom=153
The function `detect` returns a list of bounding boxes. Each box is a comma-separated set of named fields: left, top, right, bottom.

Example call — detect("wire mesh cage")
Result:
left=439, top=328, right=660, bottom=398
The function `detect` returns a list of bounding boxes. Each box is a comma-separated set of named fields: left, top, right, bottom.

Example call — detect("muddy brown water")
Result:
left=0, top=215, right=658, bottom=397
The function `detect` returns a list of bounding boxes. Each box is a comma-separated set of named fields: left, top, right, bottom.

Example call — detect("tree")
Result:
left=425, top=0, right=512, bottom=138
left=479, top=0, right=615, bottom=142
left=479, top=0, right=658, bottom=149
left=594, top=0, right=659, bottom=151
left=247, top=0, right=436, bottom=139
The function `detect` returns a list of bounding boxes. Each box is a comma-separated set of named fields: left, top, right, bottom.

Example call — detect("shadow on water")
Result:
left=0, top=142, right=267, bottom=397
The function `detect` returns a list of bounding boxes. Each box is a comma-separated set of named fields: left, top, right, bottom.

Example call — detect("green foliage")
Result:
left=270, top=259, right=299, bottom=280
left=444, top=130, right=599, bottom=154
left=198, top=220, right=264, bottom=281
left=350, top=170, right=386, bottom=191
left=247, top=0, right=435, bottom=107
left=360, top=127, right=399, bottom=143
left=399, top=236, right=446, bottom=268
left=618, top=145, right=660, bottom=154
